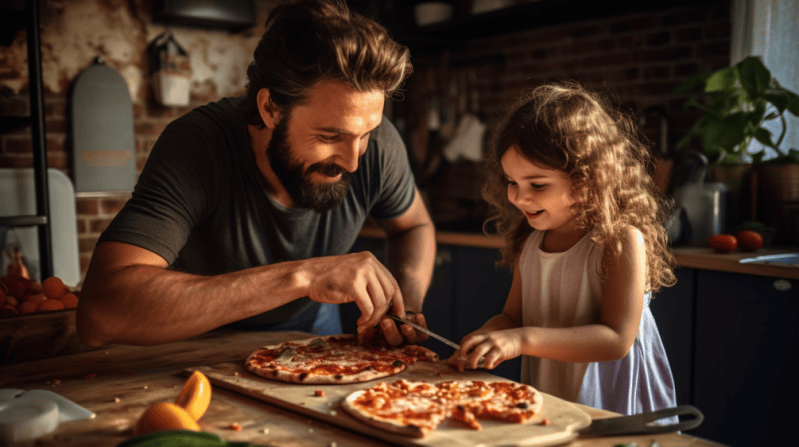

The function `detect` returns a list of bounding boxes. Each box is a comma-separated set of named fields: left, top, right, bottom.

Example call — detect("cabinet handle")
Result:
left=773, top=279, right=792, bottom=292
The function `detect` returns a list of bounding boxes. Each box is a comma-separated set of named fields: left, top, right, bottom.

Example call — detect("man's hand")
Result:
left=377, top=311, right=430, bottom=346
left=307, top=251, right=404, bottom=329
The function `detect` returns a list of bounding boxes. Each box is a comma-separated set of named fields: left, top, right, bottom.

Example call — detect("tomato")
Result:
left=736, top=230, right=763, bottom=251
left=708, top=234, right=737, bottom=253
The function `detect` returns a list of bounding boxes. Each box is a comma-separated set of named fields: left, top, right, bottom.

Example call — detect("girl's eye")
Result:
left=531, top=183, right=546, bottom=190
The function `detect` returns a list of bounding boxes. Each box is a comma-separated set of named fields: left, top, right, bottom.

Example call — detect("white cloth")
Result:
left=519, top=230, right=677, bottom=416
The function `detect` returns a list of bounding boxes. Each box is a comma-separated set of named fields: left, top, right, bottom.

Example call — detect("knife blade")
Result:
left=386, top=313, right=461, bottom=351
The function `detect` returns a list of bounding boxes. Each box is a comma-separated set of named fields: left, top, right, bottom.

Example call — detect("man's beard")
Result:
left=266, top=118, right=353, bottom=212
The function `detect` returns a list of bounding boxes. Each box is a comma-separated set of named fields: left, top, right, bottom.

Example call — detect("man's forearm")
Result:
left=78, top=259, right=308, bottom=347
left=385, top=221, right=436, bottom=313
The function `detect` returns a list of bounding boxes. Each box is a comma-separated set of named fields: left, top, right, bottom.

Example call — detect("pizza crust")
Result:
left=340, top=379, right=544, bottom=438
left=245, top=335, right=438, bottom=384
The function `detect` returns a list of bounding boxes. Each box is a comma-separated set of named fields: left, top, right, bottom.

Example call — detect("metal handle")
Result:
left=580, top=405, right=704, bottom=437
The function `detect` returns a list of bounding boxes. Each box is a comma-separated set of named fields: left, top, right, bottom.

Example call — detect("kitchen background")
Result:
left=0, top=0, right=739, bottom=284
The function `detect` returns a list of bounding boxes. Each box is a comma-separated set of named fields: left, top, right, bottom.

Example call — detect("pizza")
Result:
left=244, top=332, right=439, bottom=384
left=341, top=379, right=544, bottom=438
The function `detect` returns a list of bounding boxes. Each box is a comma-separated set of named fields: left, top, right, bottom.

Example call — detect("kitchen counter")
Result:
left=0, top=329, right=725, bottom=447
left=360, top=226, right=799, bottom=280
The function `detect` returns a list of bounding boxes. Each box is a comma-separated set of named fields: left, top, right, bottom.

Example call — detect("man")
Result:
left=76, top=0, right=436, bottom=347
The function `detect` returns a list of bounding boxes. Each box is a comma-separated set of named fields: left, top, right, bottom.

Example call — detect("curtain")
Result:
left=732, top=0, right=799, bottom=158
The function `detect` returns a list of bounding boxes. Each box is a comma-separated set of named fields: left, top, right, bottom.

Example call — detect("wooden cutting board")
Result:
left=186, top=359, right=591, bottom=447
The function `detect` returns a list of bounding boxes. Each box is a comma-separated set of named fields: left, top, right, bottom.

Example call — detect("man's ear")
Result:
left=256, top=88, right=279, bottom=129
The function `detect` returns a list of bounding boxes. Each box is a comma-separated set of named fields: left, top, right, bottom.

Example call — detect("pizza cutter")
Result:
left=387, top=313, right=485, bottom=368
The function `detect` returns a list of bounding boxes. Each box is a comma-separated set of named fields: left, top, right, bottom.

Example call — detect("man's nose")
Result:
left=338, top=138, right=362, bottom=173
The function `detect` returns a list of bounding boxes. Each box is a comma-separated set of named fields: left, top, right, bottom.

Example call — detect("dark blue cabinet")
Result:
left=348, top=238, right=519, bottom=381
left=691, top=270, right=798, bottom=446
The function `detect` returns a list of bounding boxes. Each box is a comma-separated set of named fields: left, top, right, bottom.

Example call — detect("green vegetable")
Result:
left=115, top=430, right=269, bottom=447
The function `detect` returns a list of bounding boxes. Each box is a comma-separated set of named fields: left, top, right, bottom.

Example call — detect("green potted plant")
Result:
left=674, top=56, right=799, bottom=241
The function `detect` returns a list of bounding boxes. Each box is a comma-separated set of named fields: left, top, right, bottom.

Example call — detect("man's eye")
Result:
left=320, top=135, right=339, bottom=142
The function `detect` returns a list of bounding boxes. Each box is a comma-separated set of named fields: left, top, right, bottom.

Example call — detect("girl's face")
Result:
left=501, top=145, right=581, bottom=234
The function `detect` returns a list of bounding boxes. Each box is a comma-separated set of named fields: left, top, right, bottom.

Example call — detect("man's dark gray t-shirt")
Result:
left=99, top=97, right=416, bottom=327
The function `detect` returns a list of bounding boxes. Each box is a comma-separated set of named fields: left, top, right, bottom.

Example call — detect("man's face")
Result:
left=265, top=79, right=385, bottom=212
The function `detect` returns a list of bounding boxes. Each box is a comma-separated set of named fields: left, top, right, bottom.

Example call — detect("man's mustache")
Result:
left=307, top=163, right=350, bottom=178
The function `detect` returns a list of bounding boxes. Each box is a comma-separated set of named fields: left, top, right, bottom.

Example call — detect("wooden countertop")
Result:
left=360, top=227, right=799, bottom=280
left=0, top=329, right=725, bottom=447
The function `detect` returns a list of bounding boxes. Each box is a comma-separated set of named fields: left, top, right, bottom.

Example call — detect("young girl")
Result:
left=447, top=82, right=678, bottom=416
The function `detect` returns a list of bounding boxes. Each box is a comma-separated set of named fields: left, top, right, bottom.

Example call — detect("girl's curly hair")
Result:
left=482, top=81, right=676, bottom=293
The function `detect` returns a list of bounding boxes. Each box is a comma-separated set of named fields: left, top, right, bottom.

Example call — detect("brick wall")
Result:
left=0, top=0, right=273, bottom=284
left=1, top=0, right=732, bottom=283
left=398, top=1, right=731, bottom=226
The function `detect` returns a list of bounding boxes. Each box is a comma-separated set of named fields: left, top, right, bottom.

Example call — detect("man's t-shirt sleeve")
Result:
left=98, top=117, right=219, bottom=265
left=367, top=118, right=416, bottom=219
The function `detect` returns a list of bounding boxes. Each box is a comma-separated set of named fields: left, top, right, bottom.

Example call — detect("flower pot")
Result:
left=758, top=163, right=799, bottom=246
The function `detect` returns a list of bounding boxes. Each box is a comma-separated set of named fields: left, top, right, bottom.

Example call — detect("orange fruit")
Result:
left=57, top=293, right=79, bottom=309
left=25, top=293, right=48, bottom=304
left=38, top=299, right=65, bottom=312
left=175, top=371, right=212, bottom=420
left=135, top=402, right=200, bottom=434
left=41, top=277, right=67, bottom=299
left=19, top=301, right=38, bottom=314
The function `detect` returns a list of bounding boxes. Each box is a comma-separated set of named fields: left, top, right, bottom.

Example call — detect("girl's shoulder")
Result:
left=601, top=225, right=646, bottom=265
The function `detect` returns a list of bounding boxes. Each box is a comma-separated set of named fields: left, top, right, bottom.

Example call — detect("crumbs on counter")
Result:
left=228, top=422, right=242, bottom=431
left=113, top=397, right=121, bottom=403
left=83, top=373, right=97, bottom=380
left=314, top=390, right=325, bottom=397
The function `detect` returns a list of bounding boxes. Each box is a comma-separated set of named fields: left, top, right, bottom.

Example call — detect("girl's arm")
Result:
left=459, top=226, right=646, bottom=370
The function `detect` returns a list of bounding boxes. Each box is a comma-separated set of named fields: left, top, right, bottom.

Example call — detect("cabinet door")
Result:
left=692, top=271, right=798, bottom=446
left=649, top=267, right=695, bottom=407
left=452, top=245, right=520, bottom=382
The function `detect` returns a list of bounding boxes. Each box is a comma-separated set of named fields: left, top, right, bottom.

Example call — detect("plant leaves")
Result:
left=753, top=128, right=775, bottom=148
left=787, top=91, right=799, bottom=116
left=705, top=66, right=737, bottom=93
left=763, top=89, right=792, bottom=113
left=675, top=71, right=712, bottom=94
left=737, top=56, right=771, bottom=96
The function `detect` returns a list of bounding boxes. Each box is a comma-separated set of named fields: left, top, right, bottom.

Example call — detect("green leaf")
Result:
left=737, top=56, right=771, bottom=96
left=675, top=71, right=712, bottom=94
left=705, top=66, right=737, bottom=93
left=751, top=150, right=767, bottom=164
left=763, top=89, right=791, bottom=113
left=753, top=128, right=775, bottom=148
left=787, top=92, right=799, bottom=116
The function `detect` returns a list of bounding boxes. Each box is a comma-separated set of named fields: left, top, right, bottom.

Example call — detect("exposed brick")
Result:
left=633, top=46, right=693, bottom=63
left=134, top=121, right=168, bottom=137
left=44, top=117, right=67, bottom=133
left=5, top=136, right=32, bottom=154
left=674, top=63, right=700, bottom=78
left=643, top=65, right=671, bottom=80
left=647, top=31, right=671, bottom=47
left=705, top=22, right=731, bottom=39
left=77, top=219, right=87, bottom=234
left=662, top=9, right=712, bottom=27
left=609, top=17, right=659, bottom=34
left=76, top=198, right=99, bottom=215
left=571, top=25, right=602, bottom=38
left=0, top=95, right=28, bottom=116
left=89, top=218, right=113, bottom=234
left=529, top=48, right=549, bottom=59
left=697, top=42, right=730, bottom=59
left=79, top=255, right=91, bottom=274
left=78, top=235, right=99, bottom=254
left=100, top=196, right=130, bottom=214
left=635, top=81, right=683, bottom=96
left=674, top=27, right=702, bottom=43
left=618, top=35, right=645, bottom=50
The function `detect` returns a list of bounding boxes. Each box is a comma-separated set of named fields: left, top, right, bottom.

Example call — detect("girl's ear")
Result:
left=256, top=88, right=280, bottom=129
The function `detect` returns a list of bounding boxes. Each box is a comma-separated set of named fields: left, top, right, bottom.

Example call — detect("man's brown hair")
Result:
left=240, top=0, right=412, bottom=127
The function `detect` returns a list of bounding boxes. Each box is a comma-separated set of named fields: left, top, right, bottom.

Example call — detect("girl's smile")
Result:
left=501, top=145, right=582, bottom=237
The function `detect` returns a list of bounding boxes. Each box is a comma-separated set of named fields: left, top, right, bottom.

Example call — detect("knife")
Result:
left=577, top=405, right=704, bottom=437
left=386, top=313, right=461, bottom=351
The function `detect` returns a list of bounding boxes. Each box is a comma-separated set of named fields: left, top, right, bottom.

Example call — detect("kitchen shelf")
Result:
left=394, top=0, right=720, bottom=49
left=0, top=0, right=54, bottom=280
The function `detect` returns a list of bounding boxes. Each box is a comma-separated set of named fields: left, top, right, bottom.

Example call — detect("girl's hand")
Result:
left=459, top=329, right=523, bottom=370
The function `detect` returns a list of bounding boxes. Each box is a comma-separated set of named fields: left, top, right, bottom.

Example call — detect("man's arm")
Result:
left=372, top=189, right=436, bottom=345
left=77, top=240, right=402, bottom=347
